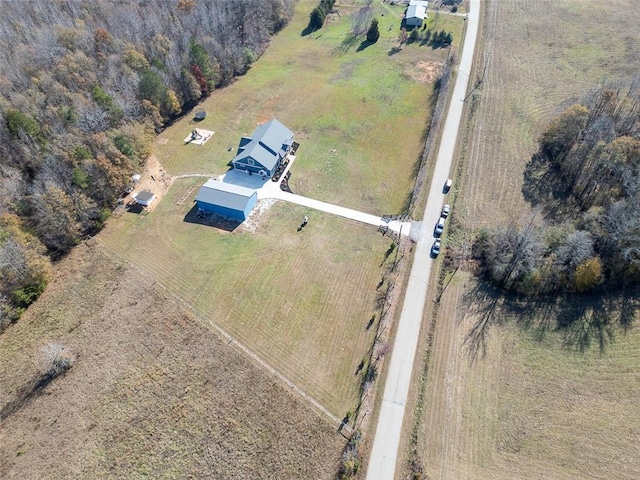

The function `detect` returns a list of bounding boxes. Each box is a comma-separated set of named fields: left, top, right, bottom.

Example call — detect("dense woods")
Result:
left=475, top=80, right=640, bottom=295
left=0, top=0, right=294, bottom=330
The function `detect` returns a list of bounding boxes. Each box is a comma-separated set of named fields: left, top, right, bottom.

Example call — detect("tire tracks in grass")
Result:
left=93, top=238, right=343, bottom=426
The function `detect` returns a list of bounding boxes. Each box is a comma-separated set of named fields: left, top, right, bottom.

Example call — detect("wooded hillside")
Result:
left=0, top=0, right=294, bottom=330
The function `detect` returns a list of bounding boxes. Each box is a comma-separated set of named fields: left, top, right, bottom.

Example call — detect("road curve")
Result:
left=365, top=1, right=481, bottom=479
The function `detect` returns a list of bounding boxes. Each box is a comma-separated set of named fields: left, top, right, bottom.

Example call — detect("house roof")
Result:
left=196, top=179, right=256, bottom=211
left=407, top=4, right=427, bottom=19
left=232, top=119, right=294, bottom=171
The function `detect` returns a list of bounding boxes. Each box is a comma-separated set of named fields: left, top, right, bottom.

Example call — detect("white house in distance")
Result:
left=406, top=0, right=429, bottom=28
left=231, top=118, right=294, bottom=178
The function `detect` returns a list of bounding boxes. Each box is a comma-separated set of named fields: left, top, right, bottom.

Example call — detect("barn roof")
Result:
left=196, top=179, right=256, bottom=211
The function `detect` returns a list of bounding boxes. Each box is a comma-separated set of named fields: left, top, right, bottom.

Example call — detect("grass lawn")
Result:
left=99, top=1, right=463, bottom=416
left=101, top=176, right=395, bottom=415
left=157, top=0, right=464, bottom=215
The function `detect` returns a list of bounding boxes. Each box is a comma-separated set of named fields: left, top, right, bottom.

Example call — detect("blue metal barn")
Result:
left=195, top=179, right=258, bottom=220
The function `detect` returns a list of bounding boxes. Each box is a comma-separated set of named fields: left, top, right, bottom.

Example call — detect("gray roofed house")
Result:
left=195, top=179, right=258, bottom=220
left=406, top=0, right=428, bottom=27
left=231, top=119, right=294, bottom=177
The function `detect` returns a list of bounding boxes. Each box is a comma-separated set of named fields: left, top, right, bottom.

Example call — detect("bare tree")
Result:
left=485, top=211, right=544, bottom=289
left=41, top=341, right=74, bottom=376
left=350, top=4, right=374, bottom=37
left=555, top=230, right=594, bottom=270
left=605, top=197, right=640, bottom=265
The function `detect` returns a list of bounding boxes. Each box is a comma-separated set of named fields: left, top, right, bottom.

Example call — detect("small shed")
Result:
left=134, top=190, right=156, bottom=206
left=194, top=109, right=206, bottom=121
left=195, top=179, right=258, bottom=220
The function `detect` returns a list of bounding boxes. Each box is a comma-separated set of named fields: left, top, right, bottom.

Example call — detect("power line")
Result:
left=463, top=52, right=490, bottom=103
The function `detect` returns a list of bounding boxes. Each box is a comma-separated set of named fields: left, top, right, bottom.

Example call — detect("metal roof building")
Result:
left=406, top=0, right=428, bottom=27
left=134, top=190, right=156, bottom=206
left=195, top=179, right=258, bottom=220
left=231, top=119, right=294, bottom=177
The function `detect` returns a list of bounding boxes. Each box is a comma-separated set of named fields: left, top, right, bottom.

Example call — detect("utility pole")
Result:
left=463, top=52, right=490, bottom=103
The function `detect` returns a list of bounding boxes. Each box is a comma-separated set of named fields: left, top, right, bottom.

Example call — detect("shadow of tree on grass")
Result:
left=332, top=34, right=361, bottom=56
left=461, top=280, right=639, bottom=360
left=301, top=24, right=316, bottom=37
left=356, top=39, right=374, bottom=52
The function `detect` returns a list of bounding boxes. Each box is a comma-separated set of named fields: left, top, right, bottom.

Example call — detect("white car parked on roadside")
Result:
left=441, top=204, right=450, bottom=218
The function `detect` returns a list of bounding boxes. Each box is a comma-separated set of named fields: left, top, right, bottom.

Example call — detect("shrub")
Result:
left=138, top=69, right=167, bottom=106
left=73, top=145, right=92, bottom=161
left=113, top=134, right=135, bottom=159
left=92, top=86, right=123, bottom=126
left=12, top=280, right=47, bottom=308
left=5, top=109, right=41, bottom=140
left=41, top=342, right=74, bottom=376
left=123, top=48, right=150, bottom=71
left=72, top=167, right=90, bottom=188
left=573, top=257, right=603, bottom=292
left=57, top=105, right=77, bottom=126
left=337, top=430, right=362, bottom=479
left=189, top=39, right=215, bottom=84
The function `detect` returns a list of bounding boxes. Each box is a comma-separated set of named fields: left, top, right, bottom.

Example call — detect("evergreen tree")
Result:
left=309, top=7, right=325, bottom=31
left=366, top=18, right=380, bottom=43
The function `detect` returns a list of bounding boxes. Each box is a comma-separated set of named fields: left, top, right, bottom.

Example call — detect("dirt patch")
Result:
left=123, top=155, right=173, bottom=213
left=408, top=61, right=443, bottom=85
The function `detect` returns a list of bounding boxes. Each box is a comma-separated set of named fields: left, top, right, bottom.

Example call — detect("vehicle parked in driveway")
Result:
left=431, top=238, right=441, bottom=257
left=441, top=204, right=450, bottom=218
left=434, top=216, right=445, bottom=236
left=444, top=178, right=452, bottom=193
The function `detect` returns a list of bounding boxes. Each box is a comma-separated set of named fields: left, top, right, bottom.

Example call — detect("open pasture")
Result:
left=0, top=243, right=344, bottom=479
left=103, top=1, right=465, bottom=416
left=403, top=1, right=640, bottom=479
left=101, top=176, right=394, bottom=415
left=156, top=0, right=464, bottom=215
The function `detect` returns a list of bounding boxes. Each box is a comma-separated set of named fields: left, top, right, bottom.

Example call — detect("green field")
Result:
left=99, top=1, right=464, bottom=416
left=157, top=1, right=463, bottom=214
left=101, top=178, right=391, bottom=414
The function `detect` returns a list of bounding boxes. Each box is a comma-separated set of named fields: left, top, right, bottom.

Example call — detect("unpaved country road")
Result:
left=365, top=1, right=481, bottom=478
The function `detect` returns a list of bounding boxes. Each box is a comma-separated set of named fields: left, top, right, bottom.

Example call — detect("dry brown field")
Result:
left=0, top=243, right=344, bottom=479
left=399, top=0, right=640, bottom=479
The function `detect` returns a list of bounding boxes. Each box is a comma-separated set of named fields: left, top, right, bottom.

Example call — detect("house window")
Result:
left=247, top=158, right=255, bottom=166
